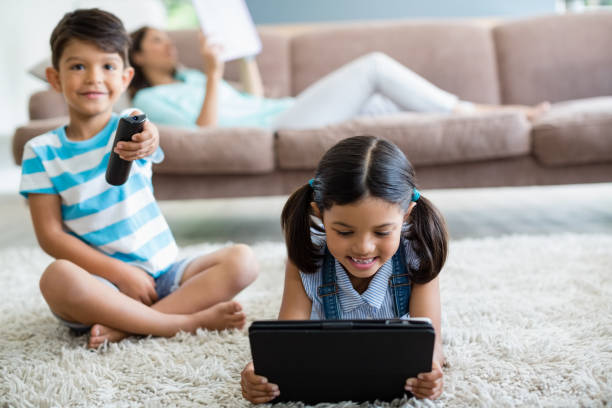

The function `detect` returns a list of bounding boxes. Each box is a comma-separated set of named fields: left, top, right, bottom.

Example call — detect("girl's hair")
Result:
left=128, top=26, right=155, bottom=98
left=281, top=135, right=448, bottom=284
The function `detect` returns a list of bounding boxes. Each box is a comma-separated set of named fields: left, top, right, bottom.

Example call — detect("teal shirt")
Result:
left=132, top=69, right=294, bottom=129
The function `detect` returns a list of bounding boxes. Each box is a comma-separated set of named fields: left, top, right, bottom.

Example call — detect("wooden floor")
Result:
left=3, top=182, right=612, bottom=248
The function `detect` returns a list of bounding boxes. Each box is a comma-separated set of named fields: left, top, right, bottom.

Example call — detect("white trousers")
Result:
left=271, top=52, right=460, bottom=130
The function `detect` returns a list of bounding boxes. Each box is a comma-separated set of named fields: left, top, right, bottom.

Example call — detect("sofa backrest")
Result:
left=289, top=20, right=502, bottom=104
left=169, top=28, right=292, bottom=98
left=493, top=12, right=612, bottom=104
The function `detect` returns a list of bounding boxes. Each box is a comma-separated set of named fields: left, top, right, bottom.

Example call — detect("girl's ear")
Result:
left=403, top=201, right=417, bottom=223
left=310, top=201, right=322, bottom=220
left=45, top=67, right=62, bottom=93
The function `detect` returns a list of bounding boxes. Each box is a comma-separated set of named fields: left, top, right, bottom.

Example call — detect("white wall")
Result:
left=0, top=0, right=167, bottom=137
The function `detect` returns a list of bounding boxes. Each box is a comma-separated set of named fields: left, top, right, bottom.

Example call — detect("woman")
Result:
left=128, top=27, right=548, bottom=130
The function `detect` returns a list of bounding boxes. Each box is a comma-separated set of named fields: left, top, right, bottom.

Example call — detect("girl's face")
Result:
left=315, top=196, right=411, bottom=282
left=133, top=28, right=178, bottom=72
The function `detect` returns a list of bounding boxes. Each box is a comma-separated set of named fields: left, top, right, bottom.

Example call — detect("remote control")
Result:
left=105, top=114, right=147, bottom=186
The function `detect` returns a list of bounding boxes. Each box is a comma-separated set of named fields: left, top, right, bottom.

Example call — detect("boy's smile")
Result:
left=315, top=197, right=412, bottom=286
left=46, top=39, right=133, bottom=121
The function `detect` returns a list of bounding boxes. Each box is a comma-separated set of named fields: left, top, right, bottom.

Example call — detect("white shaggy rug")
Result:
left=1, top=234, right=611, bottom=408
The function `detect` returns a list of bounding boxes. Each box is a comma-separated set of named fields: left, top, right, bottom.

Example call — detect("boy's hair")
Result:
left=281, top=135, right=448, bottom=283
left=50, top=8, right=130, bottom=69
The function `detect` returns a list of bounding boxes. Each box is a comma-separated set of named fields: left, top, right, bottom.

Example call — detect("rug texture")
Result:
left=1, top=234, right=611, bottom=407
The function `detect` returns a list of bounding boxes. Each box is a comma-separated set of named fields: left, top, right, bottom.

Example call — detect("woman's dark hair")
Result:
left=281, top=135, right=448, bottom=284
left=127, top=26, right=152, bottom=98
left=50, top=8, right=130, bottom=69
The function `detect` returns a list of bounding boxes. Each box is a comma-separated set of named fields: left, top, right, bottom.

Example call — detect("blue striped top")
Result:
left=299, top=238, right=420, bottom=320
left=19, top=113, right=178, bottom=277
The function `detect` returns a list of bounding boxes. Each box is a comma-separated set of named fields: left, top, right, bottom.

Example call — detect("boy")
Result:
left=20, top=8, right=258, bottom=349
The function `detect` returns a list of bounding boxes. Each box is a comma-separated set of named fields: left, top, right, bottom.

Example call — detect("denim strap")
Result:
left=318, top=247, right=342, bottom=319
left=389, top=245, right=411, bottom=317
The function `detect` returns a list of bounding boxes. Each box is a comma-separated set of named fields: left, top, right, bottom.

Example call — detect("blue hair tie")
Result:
left=308, top=178, right=314, bottom=187
left=412, top=188, right=420, bottom=202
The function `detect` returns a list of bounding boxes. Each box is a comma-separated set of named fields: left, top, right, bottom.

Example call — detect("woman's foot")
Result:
left=457, top=101, right=550, bottom=122
left=191, top=300, right=246, bottom=331
left=522, top=101, right=551, bottom=121
left=88, top=324, right=128, bottom=349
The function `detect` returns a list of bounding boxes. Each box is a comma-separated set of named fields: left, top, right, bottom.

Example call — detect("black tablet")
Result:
left=248, top=319, right=435, bottom=404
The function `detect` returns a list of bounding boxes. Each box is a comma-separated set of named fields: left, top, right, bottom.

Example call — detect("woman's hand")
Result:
left=199, top=32, right=224, bottom=79
left=114, top=113, right=159, bottom=161
left=115, top=263, right=158, bottom=306
left=240, top=361, right=280, bottom=404
left=405, top=360, right=443, bottom=400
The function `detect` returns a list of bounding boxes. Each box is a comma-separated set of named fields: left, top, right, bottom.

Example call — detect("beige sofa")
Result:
left=12, top=12, right=612, bottom=199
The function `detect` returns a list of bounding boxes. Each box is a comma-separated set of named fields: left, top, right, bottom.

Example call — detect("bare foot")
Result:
left=88, top=324, right=129, bottom=349
left=191, top=300, right=246, bottom=331
left=524, top=101, right=550, bottom=122
left=460, top=101, right=551, bottom=122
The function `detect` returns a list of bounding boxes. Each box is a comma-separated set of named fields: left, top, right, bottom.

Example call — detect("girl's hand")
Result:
left=405, top=360, right=443, bottom=400
left=114, top=117, right=159, bottom=161
left=240, top=361, right=280, bottom=404
left=199, top=32, right=224, bottom=79
left=115, top=263, right=158, bottom=306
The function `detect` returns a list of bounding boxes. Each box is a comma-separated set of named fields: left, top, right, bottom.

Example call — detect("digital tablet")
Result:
left=248, top=319, right=435, bottom=404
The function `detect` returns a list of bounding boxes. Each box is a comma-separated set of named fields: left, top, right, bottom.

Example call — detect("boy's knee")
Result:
left=39, top=259, right=85, bottom=304
left=227, top=244, right=259, bottom=286
left=40, top=260, right=72, bottom=293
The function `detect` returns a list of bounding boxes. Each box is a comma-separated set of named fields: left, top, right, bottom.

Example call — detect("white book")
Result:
left=192, top=0, right=262, bottom=62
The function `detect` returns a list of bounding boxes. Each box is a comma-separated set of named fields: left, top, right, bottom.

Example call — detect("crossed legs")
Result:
left=39, top=244, right=259, bottom=348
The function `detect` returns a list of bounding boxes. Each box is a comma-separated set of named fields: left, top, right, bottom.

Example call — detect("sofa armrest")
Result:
left=12, top=117, right=69, bottom=164
left=29, top=90, right=68, bottom=120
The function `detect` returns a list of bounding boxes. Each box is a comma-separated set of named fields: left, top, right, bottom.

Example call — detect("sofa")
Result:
left=12, top=12, right=612, bottom=200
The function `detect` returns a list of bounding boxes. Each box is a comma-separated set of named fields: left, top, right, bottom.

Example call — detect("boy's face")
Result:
left=46, top=39, right=134, bottom=119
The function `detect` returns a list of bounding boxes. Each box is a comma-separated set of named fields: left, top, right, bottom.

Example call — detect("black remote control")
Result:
left=105, top=114, right=147, bottom=186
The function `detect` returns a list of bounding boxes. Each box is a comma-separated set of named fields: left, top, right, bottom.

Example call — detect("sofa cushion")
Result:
left=154, top=125, right=275, bottom=175
left=276, top=111, right=531, bottom=170
left=532, top=97, right=612, bottom=166
left=494, top=13, right=612, bottom=104
left=290, top=20, right=501, bottom=104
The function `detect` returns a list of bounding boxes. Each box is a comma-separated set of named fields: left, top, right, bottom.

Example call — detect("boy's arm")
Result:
left=239, top=57, right=264, bottom=97
left=277, top=260, right=312, bottom=320
left=28, top=193, right=158, bottom=305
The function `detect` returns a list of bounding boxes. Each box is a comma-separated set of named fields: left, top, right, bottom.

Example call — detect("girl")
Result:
left=241, top=135, right=448, bottom=403
left=127, top=27, right=548, bottom=130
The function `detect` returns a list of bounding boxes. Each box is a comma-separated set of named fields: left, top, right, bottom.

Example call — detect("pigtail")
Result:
left=281, top=183, right=322, bottom=274
left=406, top=194, right=449, bottom=284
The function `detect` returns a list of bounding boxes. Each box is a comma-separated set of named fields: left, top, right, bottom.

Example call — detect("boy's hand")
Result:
left=405, top=360, right=443, bottom=400
left=114, top=114, right=160, bottom=161
left=240, top=361, right=280, bottom=404
left=115, top=263, right=158, bottom=306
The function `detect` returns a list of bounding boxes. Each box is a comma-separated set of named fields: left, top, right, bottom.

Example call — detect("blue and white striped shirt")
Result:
left=300, top=239, right=420, bottom=320
left=19, top=113, right=178, bottom=277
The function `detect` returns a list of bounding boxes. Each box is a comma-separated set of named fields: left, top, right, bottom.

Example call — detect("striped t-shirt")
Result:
left=299, top=238, right=420, bottom=320
left=19, top=113, right=178, bottom=277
